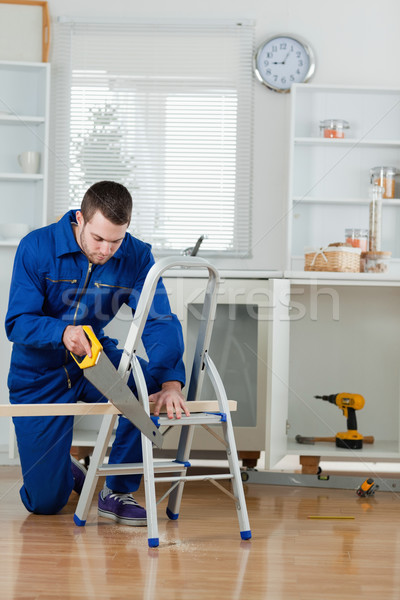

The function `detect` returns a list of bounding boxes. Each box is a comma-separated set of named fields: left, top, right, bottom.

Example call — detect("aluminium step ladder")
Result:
left=73, top=256, right=252, bottom=547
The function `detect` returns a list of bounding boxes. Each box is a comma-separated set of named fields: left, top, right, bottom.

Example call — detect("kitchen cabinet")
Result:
left=0, top=60, right=50, bottom=241
left=265, top=273, right=400, bottom=468
left=162, top=273, right=287, bottom=459
left=287, top=83, right=400, bottom=276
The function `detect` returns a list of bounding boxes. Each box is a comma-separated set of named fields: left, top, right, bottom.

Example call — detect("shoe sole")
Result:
left=98, top=508, right=147, bottom=527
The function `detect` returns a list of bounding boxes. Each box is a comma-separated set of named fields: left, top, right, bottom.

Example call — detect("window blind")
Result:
left=51, top=19, right=254, bottom=256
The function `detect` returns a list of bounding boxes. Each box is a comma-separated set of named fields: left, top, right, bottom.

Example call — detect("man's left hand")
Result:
left=149, top=381, right=190, bottom=420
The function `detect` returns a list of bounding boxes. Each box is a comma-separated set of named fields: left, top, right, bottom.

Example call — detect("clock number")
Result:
left=296, top=51, right=301, bottom=58
left=266, top=52, right=273, bottom=58
left=271, top=45, right=277, bottom=52
left=281, top=77, right=286, bottom=84
left=290, top=75, right=295, bottom=81
left=298, top=60, right=303, bottom=66
left=280, top=43, right=287, bottom=50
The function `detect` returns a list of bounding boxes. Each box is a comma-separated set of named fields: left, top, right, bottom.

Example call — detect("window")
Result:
left=52, top=19, right=254, bottom=256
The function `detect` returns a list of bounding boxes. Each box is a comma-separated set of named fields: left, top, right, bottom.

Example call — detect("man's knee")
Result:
left=20, top=483, right=71, bottom=515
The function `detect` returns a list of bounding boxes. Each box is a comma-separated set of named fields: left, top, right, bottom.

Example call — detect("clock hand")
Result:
left=273, top=52, right=291, bottom=66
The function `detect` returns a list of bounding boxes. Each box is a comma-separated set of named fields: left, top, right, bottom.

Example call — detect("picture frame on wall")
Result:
left=0, top=0, right=50, bottom=62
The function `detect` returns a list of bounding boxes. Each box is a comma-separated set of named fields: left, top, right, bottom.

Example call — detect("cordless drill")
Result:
left=314, top=393, right=365, bottom=449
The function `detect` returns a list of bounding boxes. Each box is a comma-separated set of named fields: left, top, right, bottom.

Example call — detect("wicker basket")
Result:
left=304, top=246, right=361, bottom=272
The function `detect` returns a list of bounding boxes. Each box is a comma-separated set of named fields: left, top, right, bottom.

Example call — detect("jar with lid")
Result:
left=345, top=228, right=368, bottom=252
left=369, top=184, right=383, bottom=251
left=320, top=119, right=350, bottom=139
left=370, top=166, right=399, bottom=199
left=364, top=251, right=391, bottom=273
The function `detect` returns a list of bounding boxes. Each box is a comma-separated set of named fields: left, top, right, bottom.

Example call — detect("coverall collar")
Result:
left=55, top=210, right=128, bottom=260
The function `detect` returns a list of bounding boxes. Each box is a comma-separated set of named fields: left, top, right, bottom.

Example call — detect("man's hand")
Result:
left=149, top=381, right=190, bottom=420
left=62, top=325, right=92, bottom=358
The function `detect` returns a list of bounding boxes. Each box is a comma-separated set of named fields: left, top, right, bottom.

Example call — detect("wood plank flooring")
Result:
left=1, top=465, right=400, bottom=599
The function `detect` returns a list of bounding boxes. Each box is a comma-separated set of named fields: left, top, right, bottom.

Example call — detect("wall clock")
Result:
left=254, top=34, right=315, bottom=93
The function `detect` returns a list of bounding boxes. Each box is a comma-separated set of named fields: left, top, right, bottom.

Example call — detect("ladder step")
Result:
left=157, top=412, right=226, bottom=426
left=96, top=460, right=189, bottom=477
left=154, top=473, right=233, bottom=484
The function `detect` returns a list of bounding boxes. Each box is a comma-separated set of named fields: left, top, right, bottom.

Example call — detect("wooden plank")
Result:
left=0, top=400, right=237, bottom=417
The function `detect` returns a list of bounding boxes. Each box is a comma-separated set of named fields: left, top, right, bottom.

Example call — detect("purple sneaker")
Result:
left=98, top=488, right=147, bottom=527
left=71, top=456, right=87, bottom=495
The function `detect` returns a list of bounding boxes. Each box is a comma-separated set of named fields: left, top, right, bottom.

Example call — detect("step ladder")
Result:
left=73, top=256, right=252, bottom=547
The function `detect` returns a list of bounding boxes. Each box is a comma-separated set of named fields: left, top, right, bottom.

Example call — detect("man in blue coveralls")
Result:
left=5, top=180, right=189, bottom=526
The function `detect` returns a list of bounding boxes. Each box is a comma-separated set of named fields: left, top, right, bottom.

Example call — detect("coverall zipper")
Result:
left=94, top=282, right=131, bottom=290
left=73, top=261, right=93, bottom=325
left=62, top=261, right=93, bottom=381
left=63, top=365, right=72, bottom=389
left=46, top=278, right=78, bottom=284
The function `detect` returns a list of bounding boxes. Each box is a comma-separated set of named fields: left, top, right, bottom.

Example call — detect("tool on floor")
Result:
left=356, top=478, right=379, bottom=497
left=71, top=325, right=163, bottom=448
left=295, top=434, right=374, bottom=445
left=314, top=393, right=367, bottom=449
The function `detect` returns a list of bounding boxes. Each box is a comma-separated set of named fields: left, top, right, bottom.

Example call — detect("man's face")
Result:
left=75, top=210, right=128, bottom=265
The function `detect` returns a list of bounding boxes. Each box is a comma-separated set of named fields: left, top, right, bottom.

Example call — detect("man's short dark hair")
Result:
left=80, top=181, right=132, bottom=226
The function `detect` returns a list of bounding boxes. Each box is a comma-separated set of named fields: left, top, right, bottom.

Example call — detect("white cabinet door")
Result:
left=163, top=276, right=273, bottom=453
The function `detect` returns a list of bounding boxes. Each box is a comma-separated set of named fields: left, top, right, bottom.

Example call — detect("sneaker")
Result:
left=71, top=456, right=87, bottom=495
left=98, top=488, right=147, bottom=527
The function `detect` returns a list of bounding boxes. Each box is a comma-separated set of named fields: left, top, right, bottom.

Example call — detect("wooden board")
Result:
left=0, top=400, right=237, bottom=417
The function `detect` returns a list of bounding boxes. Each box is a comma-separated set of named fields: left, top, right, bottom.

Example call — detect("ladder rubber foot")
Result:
left=166, top=507, right=179, bottom=520
left=240, top=530, right=252, bottom=540
left=148, top=537, right=159, bottom=548
left=74, top=514, right=86, bottom=527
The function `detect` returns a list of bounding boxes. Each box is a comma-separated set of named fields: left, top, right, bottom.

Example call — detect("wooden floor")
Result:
left=1, top=465, right=400, bottom=599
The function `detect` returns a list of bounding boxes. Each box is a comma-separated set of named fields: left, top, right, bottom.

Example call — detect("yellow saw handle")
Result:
left=70, top=325, right=103, bottom=369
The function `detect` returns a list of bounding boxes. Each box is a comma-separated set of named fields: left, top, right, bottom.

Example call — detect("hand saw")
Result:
left=71, top=326, right=163, bottom=448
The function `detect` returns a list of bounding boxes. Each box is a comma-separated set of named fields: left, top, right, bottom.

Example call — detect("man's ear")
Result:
left=76, top=210, right=84, bottom=227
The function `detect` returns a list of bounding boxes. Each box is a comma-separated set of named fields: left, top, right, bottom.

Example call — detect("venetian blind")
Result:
left=51, top=19, right=254, bottom=256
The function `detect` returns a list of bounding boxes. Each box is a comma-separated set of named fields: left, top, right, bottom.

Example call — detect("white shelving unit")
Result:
left=0, top=61, right=50, bottom=460
left=287, top=83, right=400, bottom=275
left=0, top=60, right=50, bottom=237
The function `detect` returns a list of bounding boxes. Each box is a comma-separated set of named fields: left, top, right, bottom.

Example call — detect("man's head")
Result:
left=74, top=181, right=132, bottom=265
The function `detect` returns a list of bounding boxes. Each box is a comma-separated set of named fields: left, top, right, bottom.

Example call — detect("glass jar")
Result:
left=320, top=119, right=350, bottom=139
left=345, top=228, right=368, bottom=252
left=369, top=184, right=383, bottom=251
left=370, top=166, right=399, bottom=199
left=364, top=251, right=391, bottom=273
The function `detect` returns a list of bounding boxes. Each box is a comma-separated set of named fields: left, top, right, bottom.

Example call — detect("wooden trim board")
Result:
left=0, top=400, right=237, bottom=417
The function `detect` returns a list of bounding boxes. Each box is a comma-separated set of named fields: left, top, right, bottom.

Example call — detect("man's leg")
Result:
left=13, top=413, right=75, bottom=514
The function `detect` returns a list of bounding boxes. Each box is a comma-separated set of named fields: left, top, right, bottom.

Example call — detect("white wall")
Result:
left=2, top=0, right=400, bottom=454
left=46, top=0, right=400, bottom=271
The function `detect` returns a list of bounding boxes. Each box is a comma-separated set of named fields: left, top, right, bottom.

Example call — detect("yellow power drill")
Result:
left=314, top=393, right=365, bottom=449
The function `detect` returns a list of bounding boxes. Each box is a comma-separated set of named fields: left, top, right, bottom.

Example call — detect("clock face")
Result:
left=254, top=35, right=315, bottom=93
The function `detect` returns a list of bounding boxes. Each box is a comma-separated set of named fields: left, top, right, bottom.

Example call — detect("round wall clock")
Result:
left=254, top=34, right=315, bottom=93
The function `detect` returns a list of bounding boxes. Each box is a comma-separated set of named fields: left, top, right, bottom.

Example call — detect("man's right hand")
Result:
left=62, top=325, right=92, bottom=357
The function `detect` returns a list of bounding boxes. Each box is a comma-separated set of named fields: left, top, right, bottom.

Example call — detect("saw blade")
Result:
left=83, top=352, right=163, bottom=448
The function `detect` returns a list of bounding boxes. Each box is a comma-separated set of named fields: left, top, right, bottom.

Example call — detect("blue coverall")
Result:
left=5, top=210, right=185, bottom=515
